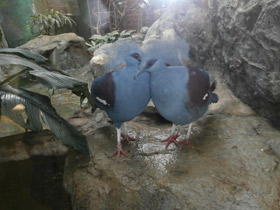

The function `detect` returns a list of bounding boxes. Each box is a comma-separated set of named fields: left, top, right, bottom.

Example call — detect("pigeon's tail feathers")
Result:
left=210, top=93, right=219, bottom=103
left=210, top=81, right=216, bottom=92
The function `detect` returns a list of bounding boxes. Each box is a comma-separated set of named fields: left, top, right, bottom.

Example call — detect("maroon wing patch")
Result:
left=187, top=67, right=210, bottom=106
left=94, top=72, right=115, bottom=107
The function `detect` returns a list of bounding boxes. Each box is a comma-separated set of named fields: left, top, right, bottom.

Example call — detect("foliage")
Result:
left=0, top=48, right=47, bottom=62
left=0, top=0, right=5, bottom=7
left=91, top=0, right=142, bottom=34
left=87, top=30, right=136, bottom=52
left=0, top=0, right=5, bottom=46
left=29, top=9, right=76, bottom=35
left=0, top=48, right=94, bottom=155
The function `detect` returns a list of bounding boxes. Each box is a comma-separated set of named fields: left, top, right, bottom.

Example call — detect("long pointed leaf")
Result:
left=0, top=93, right=30, bottom=129
left=0, top=85, right=91, bottom=155
left=29, top=70, right=87, bottom=89
left=0, top=48, right=47, bottom=63
left=0, top=54, right=46, bottom=71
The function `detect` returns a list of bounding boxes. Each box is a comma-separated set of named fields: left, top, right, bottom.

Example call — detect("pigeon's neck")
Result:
left=150, top=62, right=167, bottom=75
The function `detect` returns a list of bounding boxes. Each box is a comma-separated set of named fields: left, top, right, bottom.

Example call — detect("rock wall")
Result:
left=146, top=0, right=280, bottom=129
left=19, top=33, right=91, bottom=72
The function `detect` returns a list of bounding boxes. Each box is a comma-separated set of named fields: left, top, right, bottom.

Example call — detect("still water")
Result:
left=0, top=148, right=71, bottom=210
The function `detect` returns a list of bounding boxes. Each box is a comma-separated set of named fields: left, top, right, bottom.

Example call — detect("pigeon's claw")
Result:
left=111, top=144, right=126, bottom=160
left=161, top=133, right=180, bottom=149
left=177, top=139, right=194, bottom=150
left=121, top=133, right=137, bottom=144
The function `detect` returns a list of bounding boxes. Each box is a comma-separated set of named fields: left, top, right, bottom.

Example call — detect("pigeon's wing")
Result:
left=186, top=67, right=211, bottom=106
left=91, top=72, right=115, bottom=108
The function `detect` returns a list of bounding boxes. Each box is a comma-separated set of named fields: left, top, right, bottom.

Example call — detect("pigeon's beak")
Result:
left=134, top=69, right=146, bottom=80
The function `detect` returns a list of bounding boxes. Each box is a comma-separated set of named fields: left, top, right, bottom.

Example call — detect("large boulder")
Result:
left=19, top=33, right=91, bottom=72
left=146, top=0, right=280, bottom=129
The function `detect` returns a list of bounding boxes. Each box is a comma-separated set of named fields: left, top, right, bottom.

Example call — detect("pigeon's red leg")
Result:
left=161, top=133, right=180, bottom=149
left=121, top=123, right=137, bottom=143
left=111, top=128, right=126, bottom=160
left=111, top=143, right=126, bottom=160
left=177, top=123, right=194, bottom=150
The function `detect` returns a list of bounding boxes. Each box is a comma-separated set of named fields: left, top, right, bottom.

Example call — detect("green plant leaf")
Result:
left=85, top=42, right=93, bottom=47
left=120, top=30, right=136, bottom=37
left=55, top=19, right=61, bottom=28
left=91, top=41, right=96, bottom=46
left=29, top=9, right=76, bottom=36
left=87, top=43, right=103, bottom=52
left=0, top=85, right=91, bottom=155
left=51, top=18, right=56, bottom=26
left=106, top=30, right=120, bottom=37
left=89, top=34, right=106, bottom=41
left=43, top=18, right=49, bottom=26
left=65, top=17, right=75, bottom=27
left=0, top=53, right=46, bottom=71
left=29, top=70, right=87, bottom=89
left=108, top=36, right=117, bottom=42
left=0, top=48, right=48, bottom=63
left=0, top=52, right=93, bottom=106
left=54, top=13, right=62, bottom=23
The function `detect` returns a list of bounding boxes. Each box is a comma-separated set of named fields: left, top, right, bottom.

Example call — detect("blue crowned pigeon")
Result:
left=91, top=47, right=150, bottom=159
left=135, top=58, right=218, bottom=150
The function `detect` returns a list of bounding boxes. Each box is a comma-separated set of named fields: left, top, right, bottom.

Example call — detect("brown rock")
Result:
left=19, top=33, right=91, bottom=71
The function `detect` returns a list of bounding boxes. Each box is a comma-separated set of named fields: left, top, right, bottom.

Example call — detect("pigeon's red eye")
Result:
left=134, top=54, right=139, bottom=59
left=148, top=62, right=153, bottom=66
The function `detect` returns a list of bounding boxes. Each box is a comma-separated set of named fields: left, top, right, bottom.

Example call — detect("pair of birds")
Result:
left=91, top=40, right=218, bottom=159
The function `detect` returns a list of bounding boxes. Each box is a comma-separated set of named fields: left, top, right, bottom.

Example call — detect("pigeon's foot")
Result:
left=161, top=133, right=180, bottom=149
left=177, top=139, right=194, bottom=150
left=121, top=133, right=137, bottom=144
left=111, top=144, right=126, bottom=160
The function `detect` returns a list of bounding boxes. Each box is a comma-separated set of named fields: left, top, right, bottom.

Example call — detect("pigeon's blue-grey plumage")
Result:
left=91, top=45, right=150, bottom=158
left=135, top=58, right=218, bottom=149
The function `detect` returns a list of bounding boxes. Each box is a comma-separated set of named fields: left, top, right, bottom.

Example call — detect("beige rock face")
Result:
left=19, top=33, right=91, bottom=71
